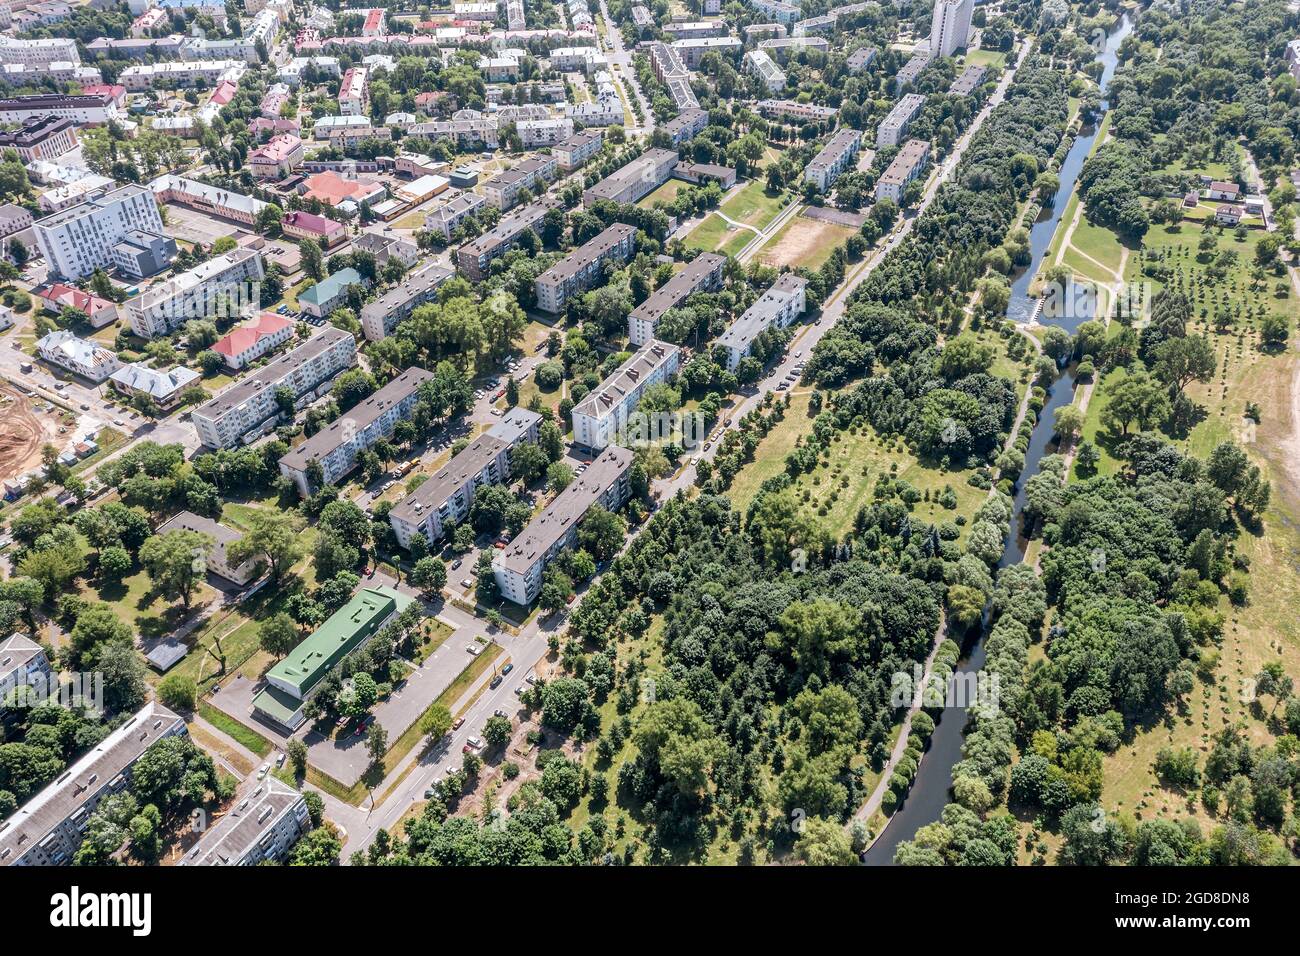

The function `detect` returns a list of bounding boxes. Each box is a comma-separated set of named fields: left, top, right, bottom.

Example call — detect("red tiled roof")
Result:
left=212, top=312, right=293, bottom=358
left=35, top=283, right=115, bottom=315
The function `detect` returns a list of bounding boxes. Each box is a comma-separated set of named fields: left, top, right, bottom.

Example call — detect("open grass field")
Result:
left=684, top=213, right=755, bottom=259
left=965, top=48, right=1008, bottom=68
left=725, top=391, right=989, bottom=540
left=756, top=215, right=855, bottom=271
left=637, top=178, right=690, bottom=210
left=1049, top=187, right=1300, bottom=821
left=720, top=180, right=790, bottom=230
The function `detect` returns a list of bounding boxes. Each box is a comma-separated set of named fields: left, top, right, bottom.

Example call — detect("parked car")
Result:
left=466, top=643, right=482, bottom=656
left=461, top=577, right=474, bottom=589
left=452, top=716, right=465, bottom=730
left=489, top=674, right=503, bottom=689
left=493, top=708, right=509, bottom=718
left=501, top=662, right=513, bottom=676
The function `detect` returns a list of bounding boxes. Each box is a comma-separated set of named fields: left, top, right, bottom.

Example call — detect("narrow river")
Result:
left=863, top=14, right=1134, bottom=865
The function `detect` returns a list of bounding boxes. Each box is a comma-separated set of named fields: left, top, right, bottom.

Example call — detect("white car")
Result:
left=461, top=577, right=474, bottom=589
left=466, top=643, right=483, bottom=656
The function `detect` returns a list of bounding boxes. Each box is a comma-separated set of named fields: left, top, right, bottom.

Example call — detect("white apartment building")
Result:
left=193, top=327, right=357, bottom=449
left=627, top=252, right=725, bottom=345
left=120, top=59, right=244, bottom=91
left=875, top=137, right=930, bottom=202
left=33, top=183, right=163, bottom=281
left=339, top=66, right=368, bottom=115
left=179, top=776, right=310, bottom=866
left=744, top=48, right=787, bottom=94
left=0, top=37, right=78, bottom=68
left=673, top=37, right=743, bottom=69
left=572, top=340, right=681, bottom=450
left=493, top=445, right=634, bottom=605
left=746, top=0, right=801, bottom=25
left=717, top=274, right=807, bottom=371
left=424, top=191, right=487, bottom=241
left=482, top=155, right=559, bottom=211
left=0, top=634, right=53, bottom=707
left=554, top=130, right=604, bottom=171
left=37, top=329, right=123, bottom=382
left=930, top=0, right=973, bottom=59
left=806, top=127, right=862, bottom=191
left=583, top=147, right=678, bottom=206
left=0, top=92, right=120, bottom=125
left=359, top=262, right=455, bottom=342
left=535, top=222, right=636, bottom=314
left=127, top=248, right=266, bottom=339
left=0, top=702, right=186, bottom=866
left=517, top=117, right=575, bottom=148
left=279, top=367, right=435, bottom=496
left=389, top=407, right=541, bottom=550
left=876, top=92, right=925, bottom=148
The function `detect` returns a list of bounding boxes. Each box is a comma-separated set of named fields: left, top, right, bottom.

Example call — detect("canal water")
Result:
left=862, top=14, right=1134, bottom=865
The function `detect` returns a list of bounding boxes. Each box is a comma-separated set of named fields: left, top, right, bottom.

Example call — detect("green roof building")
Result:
left=252, top=584, right=411, bottom=730
left=297, top=267, right=363, bottom=319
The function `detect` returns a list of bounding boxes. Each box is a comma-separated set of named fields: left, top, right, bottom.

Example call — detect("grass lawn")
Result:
left=684, top=213, right=755, bottom=259
left=637, top=179, right=690, bottom=210
left=720, top=180, right=790, bottom=230
left=726, top=391, right=987, bottom=540
left=411, top=617, right=455, bottom=665
left=198, top=702, right=273, bottom=758
left=965, top=48, right=1007, bottom=68
left=82, top=567, right=220, bottom=643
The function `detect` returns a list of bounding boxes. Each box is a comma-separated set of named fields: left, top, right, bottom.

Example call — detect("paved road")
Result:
left=655, top=40, right=1032, bottom=499
left=598, top=0, right=654, bottom=137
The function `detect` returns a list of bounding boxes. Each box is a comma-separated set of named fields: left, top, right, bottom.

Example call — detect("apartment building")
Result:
left=645, top=41, right=698, bottom=111
left=894, top=50, right=932, bottom=91
left=0, top=92, right=119, bottom=125
left=482, top=155, right=559, bottom=211
left=0, top=116, right=76, bottom=162
left=33, top=183, right=164, bottom=281
left=628, top=252, right=726, bottom=345
left=108, top=362, right=201, bottom=410
left=0, top=36, right=78, bottom=68
left=249, top=133, right=305, bottom=179
left=0, top=702, right=186, bottom=866
left=37, top=330, right=122, bottom=383
left=493, top=444, right=634, bottom=604
left=408, top=117, right=500, bottom=150
left=948, top=63, right=987, bottom=96
left=128, top=249, right=265, bottom=339
left=212, top=312, right=294, bottom=370
left=110, top=230, right=177, bottom=279
left=253, top=586, right=411, bottom=729
left=360, top=262, right=455, bottom=341
left=664, top=20, right=727, bottom=39
left=150, top=175, right=270, bottom=227
left=672, top=36, right=743, bottom=69
left=298, top=267, right=364, bottom=319
left=281, top=209, right=347, bottom=248
left=456, top=197, right=557, bottom=281
left=424, top=191, right=487, bottom=241
left=583, top=148, right=679, bottom=206
left=157, top=511, right=259, bottom=585
left=548, top=46, right=604, bottom=73
left=930, top=0, right=973, bottom=58
left=876, top=92, right=926, bottom=148
left=846, top=46, right=877, bottom=73
left=388, top=407, right=542, bottom=550
left=746, top=0, right=800, bottom=25
left=794, top=14, right=836, bottom=34
left=758, top=36, right=830, bottom=62
left=572, top=340, right=681, bottom=450
left=744, top=48, right=787, bottom=94
left=875, top=138, right=930, bottom=202
left=661, top=108, right=708, bottom=147
left=717, top=273, right=807, bottom=370
left=120, top=59, right=243, bottom=91
left=756, top=99, right=836, bottom=123
left=806, top=127, right=862, bottom=192
left=180, top=776, right=310, bottom=866
left=193, top=327, right=356, bottom=449
left=554, top=129, right=605, bottom=171
left=517, top=117, right=574, bottom=148
left=535, top=223, right=636, bottom=314
left=279, top=367, right=435, bottom=496
left=339, top=66, right=369, bottom=115
left=0, top=634, right=52, bottom=707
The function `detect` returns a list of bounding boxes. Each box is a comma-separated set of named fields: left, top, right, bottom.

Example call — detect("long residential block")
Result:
left=875, top=138, right=930, bottom=203
left=628, top=252, right=725, bottom=345
left=127, top=249, right=265, bottom=339
left=179, top=776, right=310, bottom=866
left=0, top=702, right=186, bottom=866
left=389, top=407, right=541, bottom=550
left=535, top=223, right=636, bottom=314
left=717, top=273, right=807, bottom=371
left=34, top=183, right=164, bottom=281
left=572, top=340, right=681, bottom=450
left=456, top=197, right=557, bottom=281
left=359, top=262, right=455, bottom=342
left=279, top=367, right=434, bottom=496
left=583, top=148, right=679, bottom=206
left=193, top=327, right=357, bottom=449
left=876, top=92, right=925, bottom=148
left=492, top=444, right=634, bottom=605
left=806, top=127, right=862, bottom=192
